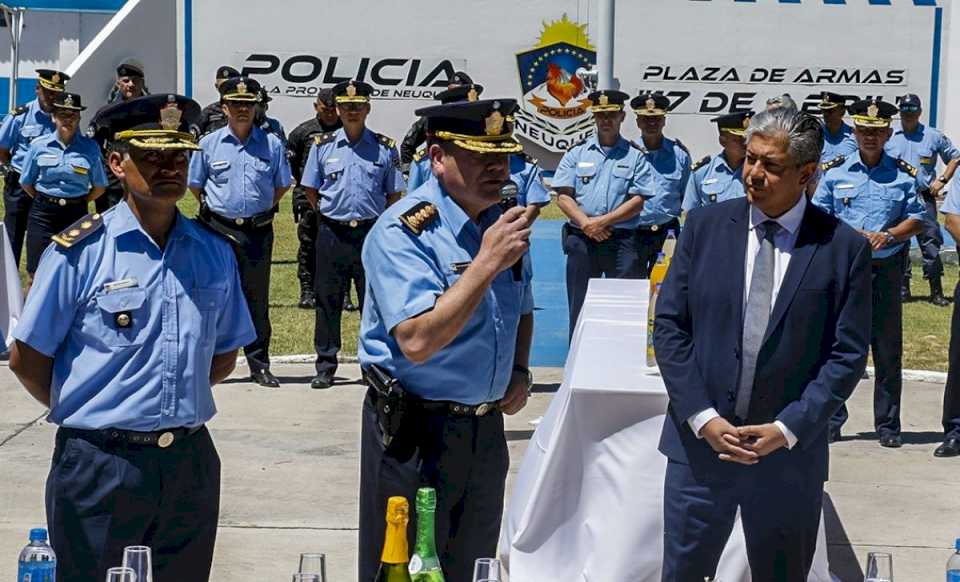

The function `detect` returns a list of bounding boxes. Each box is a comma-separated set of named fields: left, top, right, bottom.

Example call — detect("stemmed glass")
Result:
left=865, top=551, right=893, bottom=582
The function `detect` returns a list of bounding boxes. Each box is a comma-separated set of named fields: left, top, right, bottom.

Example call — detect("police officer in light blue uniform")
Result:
left=682, top=111, right=753, bottom=211
left=20, top=92, right=108, bottom=277
left=630, top=92, right=690, bottom=276
left=554, top=89, right=654, bottom=337
left=188, top=76, right=293, bottom=388
left=0, top=69, right=68, bottom=266
left=9, top=94, right=255, bottom=582
left=256, top=87, right=287, bottom=143
left=885, top=93, right=960, bottom=305
left=357, top=97, right=535, bottom=582
left=301, top=79, right=404, bottom=390
left=813, top=98, right=926, bottom=448
left=818, top=91, right=858, bottom=163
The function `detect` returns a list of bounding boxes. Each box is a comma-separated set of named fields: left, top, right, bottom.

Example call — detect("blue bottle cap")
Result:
left=955, top=537, right=960, bottom=550
left=29, top=528, right=47, bottom=542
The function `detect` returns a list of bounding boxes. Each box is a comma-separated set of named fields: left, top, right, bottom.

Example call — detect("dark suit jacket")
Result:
left=654, top=197, right=871, bottom=483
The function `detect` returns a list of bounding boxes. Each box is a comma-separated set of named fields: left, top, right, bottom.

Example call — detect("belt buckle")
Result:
left=349, top=219, right=359, bottom=228
left=475, top=403, right=491, bottom=416
left=157, top=432, right=174, bottom=448
left=235, top=217, right=245, bottom=226
left=58, top=198, right=66, bottom=207
left=651, top=224, right=659, bottom=232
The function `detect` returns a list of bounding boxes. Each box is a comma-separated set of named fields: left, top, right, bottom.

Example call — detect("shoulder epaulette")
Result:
left=522, top=152, right=539, bottom=166
left=412, top=147, right=426, bottom=162
left=313, top=132, right=336, bottom=146
left=376, top=133, right=397, bottom=148
left=820, top=155, right=846, bottom=172
left=629, top=140, right=648, bottom=154
left=897, top=158, right=918, bottom=178
left=691, top=155, right=710, bottom=172
left=52, top=212, right=103, bottom=249
left=9, top=105, right=27, bottom=116
left=398, top=201, right=438, bottom=235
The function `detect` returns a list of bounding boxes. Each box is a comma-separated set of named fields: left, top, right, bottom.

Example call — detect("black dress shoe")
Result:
left=311, top=373, right=334, bottom=390
left=901, top=285, right=912, bottom=302
left=934, top=437, right=960, bottom=458
left=879, top=433, right=902, bottom=448
left=930, top=278, right=951, bottom=307
left=251, top=369, right=280, bottom=388
left=298, top=291, right=316, bottom=309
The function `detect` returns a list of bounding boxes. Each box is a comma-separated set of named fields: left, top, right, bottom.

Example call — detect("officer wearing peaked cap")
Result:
left=301, top=79, right=404, bottom=390
left=9, top=93, right=255, bottom=582
left=631, top=92, right=691, bottom=277
left=818, top=91, right=859, bottom=163
left=188, top=76, right=293, bottom=388
left=554, top=89, right=656, bottom=337
left=198, top=65, right=241, bottom=137
left=682, top=110, right=753, bottom=212
left=400, top=70, right=476, bottom=169
left=0, top=69, right=69, bottom=267
left=20, top=92, right=107, bottom=279
left=407, top=82, right=484, bottom=191
left=813, top=97, right=926, bottom=448
left=358, top=97, right=535, bottom=582
left=885, top=93, right=960, bottom=305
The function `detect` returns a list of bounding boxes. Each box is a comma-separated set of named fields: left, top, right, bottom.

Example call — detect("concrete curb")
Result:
left=237, top=356, right=950, bottom=384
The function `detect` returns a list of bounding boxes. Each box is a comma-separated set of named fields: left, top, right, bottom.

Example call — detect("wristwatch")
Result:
left=513, top=364, right=534, bottom=395
left=881, top=230, right=897, bottom=247
left=939, top=174, right=950, bottom=184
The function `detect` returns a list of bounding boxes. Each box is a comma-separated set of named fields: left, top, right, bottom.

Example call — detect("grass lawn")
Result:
left=4, top=190, right=956, bottom=371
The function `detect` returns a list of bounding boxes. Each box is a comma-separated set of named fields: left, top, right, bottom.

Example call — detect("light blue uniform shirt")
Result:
left=0, top=99, right=56, bottom=172
left=19, top=132, right=108, bottom=198
left=885, top=123, right=960, bottom=190
left=821, top=122, right=859, bottom=163
left=812, top=152, right=926, bottom=259
left=682, top=153, right=746, bottom=210
left=408, top=152, right=551, bottom=207
left=187, top=124, right=292, bottom=219
left=552, top=135, right=654, bottom=229
left=635, top=137, right=691, bottom=226
left=359, top=178, right=534, bottom=404
left=301, top=127, right=405, bottom=221
left=13, top=201, right=256, bottom=430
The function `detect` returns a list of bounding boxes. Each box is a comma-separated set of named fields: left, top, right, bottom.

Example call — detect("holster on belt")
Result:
left=365, top=364, right=412, bottom=448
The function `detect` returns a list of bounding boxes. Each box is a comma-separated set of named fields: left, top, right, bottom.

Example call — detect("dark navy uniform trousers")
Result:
left=25, top=194, right=87, bottom=274
left=46, top=426, right=220, bottom=582
left=941, top=282, right=960, bottom=439
left=3, top=170, right=32, bottom=267
left=357, top=390, right=508, bottom=582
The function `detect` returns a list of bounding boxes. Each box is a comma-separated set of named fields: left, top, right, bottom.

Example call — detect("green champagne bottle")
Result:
left=376, top=496, right=413, bottom=582
left=408, top=487, right=445, bottom=582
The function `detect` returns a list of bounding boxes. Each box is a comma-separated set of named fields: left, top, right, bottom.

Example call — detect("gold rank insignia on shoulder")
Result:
left=52, top=212, right=103, bottom=248
left=691, top=156, right=710, bottom=172
left=314, top=132, right=336, bottom=146
left=413, top=148, right=426, bottom=162
left=820, top=155, right=845, bottom=172
left=399, top=201, right=438, bottom=235
left=376, top=133, right=396, bottom=148
left=897, top=158, right=918, bottom=177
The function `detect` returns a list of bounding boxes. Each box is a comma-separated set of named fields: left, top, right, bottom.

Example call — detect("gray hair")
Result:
left=766, top=93, right=798, bottom=113
left=744, top=108, right=824, bottom=167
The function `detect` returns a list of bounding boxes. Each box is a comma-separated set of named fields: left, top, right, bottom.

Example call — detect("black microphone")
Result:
left=499, top=181, right=523, bottom=281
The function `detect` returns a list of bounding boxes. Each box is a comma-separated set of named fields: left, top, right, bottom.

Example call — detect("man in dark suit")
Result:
left=654, top=108, right=872, bottom=581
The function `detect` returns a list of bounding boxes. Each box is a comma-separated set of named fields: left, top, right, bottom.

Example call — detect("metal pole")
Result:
left=597, top=0, right=615, bottom=90
left=3, top=6, right=25, bottom=112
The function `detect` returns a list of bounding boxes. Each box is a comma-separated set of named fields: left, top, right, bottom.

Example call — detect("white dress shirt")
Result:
left=687, top=195, right=807, bottom=449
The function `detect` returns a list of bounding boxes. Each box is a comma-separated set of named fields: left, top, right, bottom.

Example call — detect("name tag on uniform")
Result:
left=211, top=160, right=230, bottom=169
left=72, top=165, right=88, bottom=175
left=37, top=154, right=59, bottom=166
left=325, top=158, right=340, bottom=165
left=920, top=157, right=933, bottom=165
left=702, top=178, right=718, bottom=185
left=836, top=184, right=854, bottom=189
left=103, top=278, right=138, bottom=292
left=450, top=261, right=471, bottom=274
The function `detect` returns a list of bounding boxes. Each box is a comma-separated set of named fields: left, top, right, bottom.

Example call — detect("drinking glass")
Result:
left=121, top=546, right=152, bottom=582
left=865, top=551, right=893, bottom=582
left=298, top=552, right=327, bottom=581
left=473, top=557, right=502, bottom=582
left=104, top=567, right=136, bottom=582
left=292, top=575, right=321, bottom=582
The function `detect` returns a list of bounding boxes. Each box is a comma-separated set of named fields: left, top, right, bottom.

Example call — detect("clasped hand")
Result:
left=701, top=417, right=787, bottom=465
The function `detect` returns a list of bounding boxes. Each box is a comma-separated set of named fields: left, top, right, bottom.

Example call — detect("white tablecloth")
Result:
left=0, top=228, right=22, bottom=351
left=500, top=278, right=832, bottom=581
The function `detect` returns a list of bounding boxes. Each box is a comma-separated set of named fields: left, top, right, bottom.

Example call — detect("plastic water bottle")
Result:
left=662, top=229, right=677, bottom=261
left=17, top=528, right=56, bottom=582
left=947, top=538, right=960, bottom=581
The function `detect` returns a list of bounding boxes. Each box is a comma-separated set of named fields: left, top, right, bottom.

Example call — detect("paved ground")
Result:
left=1, top=363, right=958, bottom=581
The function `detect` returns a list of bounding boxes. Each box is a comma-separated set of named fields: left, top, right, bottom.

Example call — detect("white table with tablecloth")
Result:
left=0, top=227, right=22, bottom=351
left=500, top=278, right=833, bottom=582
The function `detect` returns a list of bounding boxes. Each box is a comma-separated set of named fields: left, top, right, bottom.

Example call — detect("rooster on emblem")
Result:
left=545, top=63, right=585, bottom=106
